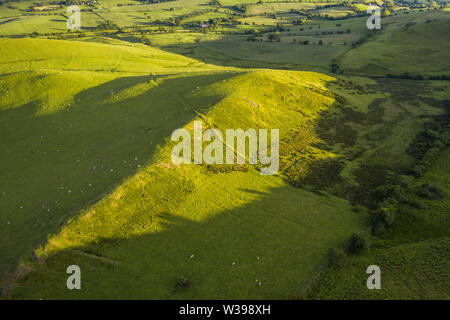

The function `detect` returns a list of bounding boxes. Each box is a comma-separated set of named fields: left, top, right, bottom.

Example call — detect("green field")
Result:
left=0, top=0, right=449, bottom=300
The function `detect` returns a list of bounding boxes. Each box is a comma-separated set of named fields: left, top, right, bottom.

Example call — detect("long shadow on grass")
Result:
left=9, top=181, right=366, bottom=299
left=0, top=71, right=239, bottom=280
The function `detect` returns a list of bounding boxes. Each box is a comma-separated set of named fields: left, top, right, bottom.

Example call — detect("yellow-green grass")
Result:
left=314, top=7, right=355, bottom=18
left=247, top=2, right=333, bottom=16
left=11, top=167, right=366, bottom=299
left=0, top=37, right=227, bottom=278
left=0, top=38, right=218, bottom=76
left=340, top=11, right=450, bottom=76
left=1, top=38, right=369, bottom=299
left=149, top=32, right=352, bottom=72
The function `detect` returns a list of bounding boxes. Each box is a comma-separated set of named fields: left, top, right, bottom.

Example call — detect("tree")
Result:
left=268, top=33, right=281, bottom=42
left=348, top=233, right=369, bottom=253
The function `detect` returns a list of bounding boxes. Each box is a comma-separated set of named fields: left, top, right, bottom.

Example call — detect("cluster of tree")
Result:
left=292, top=18, right=308, bottom=25
left=267, top=33, right=281, bottom=42
left=408, top=103, right=450, bottom=177
left=351, top=31, right=373, bottom=48
left=96, top=20, right=118, bottom=31
left=207, top=0, right=222, bottom=6
left=331, top=59, right=340, bottom=73
left=135, top=0, right=176, bottom=4
left=368, top=102, right=449, bottom=237
left=386, top=73, right=450, bottom=81
left=233, top=3, right=250, bottom=14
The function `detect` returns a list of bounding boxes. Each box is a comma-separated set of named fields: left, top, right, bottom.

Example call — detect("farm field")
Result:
left=0, top=0, right=449, bottom=301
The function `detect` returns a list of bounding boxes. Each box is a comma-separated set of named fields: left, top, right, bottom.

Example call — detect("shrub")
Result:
left=351, top=205, right=366, bottom=213
left=370, top=206, right=396, bottom=232
left=372, top=221, right=386, bottom=237
left=176, top=276, right=191, bottom=288
left=381, top=207, right=395, bottom=227
left=408, top=199, right=427, bottom=210
left=206, top=164, right=248, bottom=174
left=348, top=233, right=369, bottom=253
left=291, top=293, right=306, bottom=300
left=411, top=165, right=425, bottom=177
left=417, top=184, right=445, bottom=200
left=328, top=248, right=347, bottom=268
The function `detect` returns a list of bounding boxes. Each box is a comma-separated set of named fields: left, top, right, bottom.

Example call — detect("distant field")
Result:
left=144, top=15, right=368, bottom=72
left=247, top=2, right=334, bottom=16
left=340, top=11, right=450, bottom=76
left=314, top=7, right=355, bottom=18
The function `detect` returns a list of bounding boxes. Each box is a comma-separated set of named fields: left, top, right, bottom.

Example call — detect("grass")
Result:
left=1, top=38, right=370, bottom=299
left=339, top=11, right=450, bottom=76
left=308, top=148, right=450, bottom=299
left=1, top=2, right=449, bottom=300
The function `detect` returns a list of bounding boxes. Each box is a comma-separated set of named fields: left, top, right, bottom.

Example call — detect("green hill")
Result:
left=308, top=147, right=450, bottom=299
left=1, top=4, right=449, bottom=300
left=1, top=38, right=368, bottom=299
left=339, top=11, right=450, bottom=77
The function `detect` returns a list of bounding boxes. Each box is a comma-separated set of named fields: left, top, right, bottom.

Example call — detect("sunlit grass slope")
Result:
left=2, top=39, right=368, bottom=298
left=0, top=37, right=230, bottom=284
left=0, top=38, right=212, bottom=75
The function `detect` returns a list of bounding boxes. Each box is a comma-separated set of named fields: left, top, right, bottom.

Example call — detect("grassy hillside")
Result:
left=1, top=1, right=449, bottom=301
left=0, top=37, right=227, bottom=285
left=308, top=148, right=450, bottom=299
left=308, top=237, right=450, bottom=299
left=1, top=38, right=369, bottom=299
left=339, top=11, right=450, bottom=76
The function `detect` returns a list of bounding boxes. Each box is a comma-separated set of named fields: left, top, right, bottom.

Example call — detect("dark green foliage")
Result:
left=291, top=293, right=306, bottom=300
left=348, top=233, right=369, bottom=253
left=407, top=103, right=450, bottom=164
left=370, top=205, right=396, bottom=236
left=303, top=158, right=344, bottom=190
left=176, top=276, right=191, bottom=288
left=328, top=248, right=347, bottom=268
left=417, top=183, right=445, bottom=200
left=407, top=199, right=428, bottom=210
left=372, top=221, right=387, bottom=237
left=205, top=164, right=248, bottom=174
left=267, top=33, right=281, bottom=42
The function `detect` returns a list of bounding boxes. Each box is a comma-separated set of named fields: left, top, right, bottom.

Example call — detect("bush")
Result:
left=176, top=276, right=191, bottom=288
left=417, top=183, right=445, bottom=200
left=412, top=165, right=425, bottom=177
left=328, top=248, right=346, bottom=268
left=370, top=206, right=396, bottom=233
left=372, top=221, right=386, bottom=237
left=351, top=205, right=366, bottom=213
left=206, top=164, right=248, bottom=174
left=291, top=293, right=306, bottom=300
left=348, top=233, right=369, bottom=253
left=408, top=199, right=427, bottom=210
left=381, top=207, right=395, bottom=227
